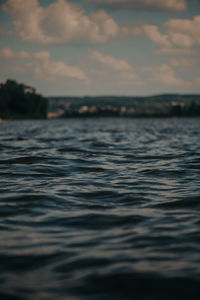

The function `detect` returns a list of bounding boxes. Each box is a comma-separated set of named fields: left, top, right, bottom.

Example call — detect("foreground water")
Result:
left=0, top=118, right=199, bottom=300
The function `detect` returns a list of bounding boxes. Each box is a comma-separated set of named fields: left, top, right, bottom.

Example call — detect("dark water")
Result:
left=0, top=118, right=200, bottom=300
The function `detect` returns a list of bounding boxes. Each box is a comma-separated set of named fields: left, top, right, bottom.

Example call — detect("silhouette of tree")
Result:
left=0, top=79, right=48, bottom=119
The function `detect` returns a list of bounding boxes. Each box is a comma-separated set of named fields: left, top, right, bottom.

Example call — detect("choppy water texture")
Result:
left=0, top=118, right=200, bottom=300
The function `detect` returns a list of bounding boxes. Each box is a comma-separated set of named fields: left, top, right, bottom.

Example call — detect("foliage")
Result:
left=0, top=79, right=48, bottom=119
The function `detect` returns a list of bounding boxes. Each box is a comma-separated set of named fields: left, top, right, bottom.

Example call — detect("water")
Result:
left=0, top=118, right=199, bottom=300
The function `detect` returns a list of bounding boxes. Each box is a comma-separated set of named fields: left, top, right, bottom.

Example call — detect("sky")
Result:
left=0, top=0, right=200, bottom=96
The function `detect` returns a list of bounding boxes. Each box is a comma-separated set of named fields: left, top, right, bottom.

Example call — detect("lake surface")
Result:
left=0, top=118, right=200, bottom=300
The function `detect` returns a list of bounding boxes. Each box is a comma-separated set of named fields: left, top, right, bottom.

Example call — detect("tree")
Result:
left=0, top=79, right=48, bottom=119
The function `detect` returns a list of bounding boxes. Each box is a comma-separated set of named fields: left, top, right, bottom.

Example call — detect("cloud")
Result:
left=3, top=0, right=120, bottom=44
left=0, top=47, right=31, bottom=59
left=91, top=50, right=133, bottom=72
left=153, top=64, right=191, bottom=86
left=121, top=15, right=200, bottom=55
left=90, top=50, right=141, bottom=85
left=142, top=25, right=171, bottom=48
left=0, top=47, right=88, bottom=82
left=119, top=72, right=143, bottom=86
left=141, top=15, right=200, bottom=53
left=3, top=0, right=47, bottom=43
left=86, top=0, right=187, bottom=12
left=170, top=57, right=196, bottom=67
left=3, top=0, right=197, bottom=51
left=33, top=52, right=88, bottom=82
left=165, top=15, right=200, bottom=48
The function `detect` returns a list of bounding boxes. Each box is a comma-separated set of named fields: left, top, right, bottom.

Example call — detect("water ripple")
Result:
left=0, top=118, right=200, bottom=300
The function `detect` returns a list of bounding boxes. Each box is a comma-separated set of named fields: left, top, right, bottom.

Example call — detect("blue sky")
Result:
left=0, top=0, right=200, bottom=96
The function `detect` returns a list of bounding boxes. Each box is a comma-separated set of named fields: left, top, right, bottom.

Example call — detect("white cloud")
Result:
left=142, top=63, right=192, bottom=86
left=165, top=15, right=200, bottom=48
left=3, top=0, right=120, bottom=44
left=0, top=47, right=88, bottom=82
left=141, top=15, right=200, bottom=53
left=86, top=0, right=187, bottom=12
left=3, top=0, right=197, bottom=52
left=170, top=57, right=196, bottom=67
left=91, top=50, right=133, bottom=72
left=119, top=72, right=143, bottom=86
left=90, top=50, right=141, bottom=85
left=142, top=25, right=171, bottom=48
left=0, top=47, right=30, bottom=59
left=3, top=0, right=47, bottom=43
left=153, top=64, right=191, bottom=86
left=120, top=72, right=137, bottom=80
left=33, top=55, right=88, bottom=82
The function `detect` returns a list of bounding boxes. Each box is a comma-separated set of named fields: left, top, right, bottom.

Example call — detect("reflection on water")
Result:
left=0, top=118, right=200, bottom=300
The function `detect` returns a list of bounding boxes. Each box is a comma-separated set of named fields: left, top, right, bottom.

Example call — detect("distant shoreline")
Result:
left=48, top=94, right=200, bottom=119
left=1, top=80, right=200, bottom=120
